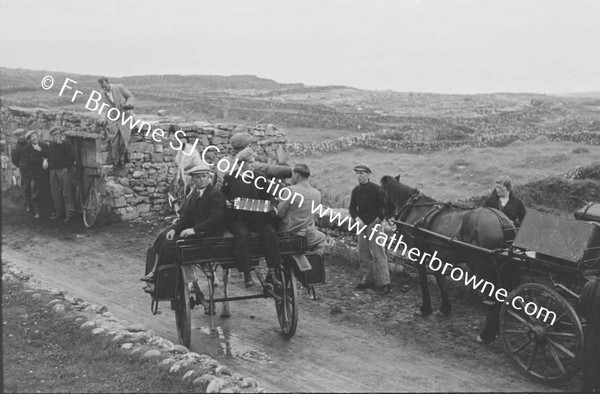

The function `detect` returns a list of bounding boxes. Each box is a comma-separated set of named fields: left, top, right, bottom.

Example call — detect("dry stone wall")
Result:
left=1, top=106, right=288, bottom=222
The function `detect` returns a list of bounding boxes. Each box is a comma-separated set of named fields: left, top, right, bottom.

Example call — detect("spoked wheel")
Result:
left=274, top=264, right=298, bottom=338
left=174, top=271, right=191, bottom=348
left=82, top=187, right=101, bottom=228
left=500, top=283, right=584, bottom=384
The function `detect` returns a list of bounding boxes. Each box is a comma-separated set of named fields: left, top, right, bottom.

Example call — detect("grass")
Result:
left=2, top=278, right=198, bottom=393
left=296, top=140, right=600, bottom=208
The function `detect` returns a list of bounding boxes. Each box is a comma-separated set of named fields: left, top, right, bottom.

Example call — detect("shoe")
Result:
left=377, top=284, right=391, bottom=295
left=143, top=284, right=155, bottom=294
left=265, top=272, right=282, bottom=288
left=475, top=335, right=495, bottom=344
left=355, top=281, right=375, bottom=290
left=140, top=272, right=155, bottom=282
left=244, top=273, right=256, bottom=289
left=63, top=216, right=73, bottom=223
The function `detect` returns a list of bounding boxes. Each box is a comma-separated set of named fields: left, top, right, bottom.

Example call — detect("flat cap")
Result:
left=235, top=146, right=255, bottom=162
left=230, top=133, right=254, bottom=150
left=25, top=130, right=38, bottom=140
left=185, top=162, right=211, bottom=176
left=353, top=163, right=372, bottom=173
left=49, top=126, right=63, bottom=136
left=13, top=128, right=25, bottom=136
left=293, top=163, right=311, bottom=176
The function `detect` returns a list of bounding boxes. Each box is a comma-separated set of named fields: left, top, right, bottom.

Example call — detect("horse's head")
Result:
left=380, top=175, right=419, bottom=220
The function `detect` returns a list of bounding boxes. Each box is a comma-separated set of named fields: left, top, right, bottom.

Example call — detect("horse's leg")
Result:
left=416, top=264, right=433, bottom=316
left=220, top=268, right=231, bottom=318
left=434, top=272, right=452, bottom=316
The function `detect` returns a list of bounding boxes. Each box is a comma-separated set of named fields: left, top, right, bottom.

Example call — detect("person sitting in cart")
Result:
left=141, top=162, right=225, bottom=283
left=578, top=277, right=600, bottom=392
left=483, top=175, right=526, bottom=228
left=276, top=163, right=326, bottom=252
left=219, top=133, right=292, bottom=289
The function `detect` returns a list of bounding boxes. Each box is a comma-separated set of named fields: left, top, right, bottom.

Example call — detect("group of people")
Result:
left=10, top=127, right=76, bottom=221
left=141, top=132, right=327, bottom=290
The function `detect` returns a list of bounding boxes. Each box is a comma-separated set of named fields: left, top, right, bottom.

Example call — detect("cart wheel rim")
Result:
left=275, top=264, right=298, bottom=338
left=500, top=283, right=584, bottom=384
left=82, top=188, right=100, bottom=228
left=175, top=274, right=191, bottom=348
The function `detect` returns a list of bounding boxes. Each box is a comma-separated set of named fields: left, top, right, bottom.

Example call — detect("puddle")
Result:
left=196, top=324, right=273, bottom=364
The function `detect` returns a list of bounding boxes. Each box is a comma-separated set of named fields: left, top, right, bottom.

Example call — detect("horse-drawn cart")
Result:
left=393, top=206, right=600, bottom=385
left=146, top=232, right=325, bottom=348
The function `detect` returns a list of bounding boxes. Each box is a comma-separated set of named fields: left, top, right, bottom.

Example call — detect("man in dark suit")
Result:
left=142, top=162, right=225, bottom=282
left=98, top=77, right=135, bottom=167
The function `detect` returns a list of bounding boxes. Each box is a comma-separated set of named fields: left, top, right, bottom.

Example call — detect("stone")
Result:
left=169, top=360, right=188, bottom=374
left=241, top=378, right=258, bottom=388
left=215, top=365, right=232, bottom=376
left=91, top=327, right=106, bottom=335
left=230, top=373, right=243, bottom=381
left=141, top=349, right=162, bottom=360
left=80, top=320, right=96, bottom=329
left=121, top=343, right=134, bottom=350
left=102, top=312, right=114, bottom=319
left=48, top=299, right=62, bottom=306
left=31, top=293, right=42, bottom=300
left=51, top=303, right=66, bottom=313
left=170, top=345, right=189, bottom=354
left=193, top=374, right=216, bottom=387
left=161, top=357, right=177, bottom=366
left=126, top=323, right=146, bottom=332
left=206, top=377, right=228, bottom=393
left=182, top=370, right=197, bottom=382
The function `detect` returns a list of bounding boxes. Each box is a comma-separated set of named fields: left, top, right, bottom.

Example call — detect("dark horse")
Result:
left=380, top=175, right=516, bottom=317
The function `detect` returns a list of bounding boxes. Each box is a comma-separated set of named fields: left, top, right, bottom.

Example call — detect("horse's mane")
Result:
left=380, top=175, right=420, bottom=203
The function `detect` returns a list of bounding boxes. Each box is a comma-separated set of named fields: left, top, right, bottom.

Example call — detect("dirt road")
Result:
left=2, top=199, right=565, bottom=392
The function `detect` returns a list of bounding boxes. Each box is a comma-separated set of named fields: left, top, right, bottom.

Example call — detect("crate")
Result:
left=293, top=254, right=326, bottom=299
left=153, top=264, right=178, bottom=301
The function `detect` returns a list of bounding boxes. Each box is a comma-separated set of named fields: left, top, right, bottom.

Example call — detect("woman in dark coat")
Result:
left=483, top=175, right=526, bottom=228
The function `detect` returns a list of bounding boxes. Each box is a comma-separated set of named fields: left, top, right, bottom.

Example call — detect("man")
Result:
left=44, top=127, right=75, bottom=222
left=142, top=162, right=225, bottom=282
left=219, top=133, right=292, bottom=288
left=10, top=128, right=32, bottom=211
left=349, top=164, right=391, bottom=295
left=22, top=130, right=48, bottom=219
left=277, top=163, right=326, bottom=251
left=578, top=277, right=600, bottom=392
left=98, top=77, right=135, bottom=167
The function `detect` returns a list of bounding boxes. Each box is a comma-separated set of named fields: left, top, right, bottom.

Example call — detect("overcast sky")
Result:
left=0, top=0, right=598, bottom=94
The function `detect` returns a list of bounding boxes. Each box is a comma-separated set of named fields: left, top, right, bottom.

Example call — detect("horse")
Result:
left=379, top=175, right=517, bottom=317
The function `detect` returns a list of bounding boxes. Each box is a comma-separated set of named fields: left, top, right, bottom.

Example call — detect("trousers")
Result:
left=357, top=221, right=390, bottom=286
left=226, top=219, right=281, bottom=273
left=50, top=168, right=74, bottom=218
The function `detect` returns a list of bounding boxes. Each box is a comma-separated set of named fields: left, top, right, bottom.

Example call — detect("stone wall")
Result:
left=1, top=106, right=289, bottom=222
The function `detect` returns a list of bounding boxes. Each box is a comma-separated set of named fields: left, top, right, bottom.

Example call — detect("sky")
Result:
left=0, top=0, right=599, bottom=94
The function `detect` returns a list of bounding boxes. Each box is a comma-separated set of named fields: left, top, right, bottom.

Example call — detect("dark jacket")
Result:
left=578, top=279, right=600, bottom=392
left=173, top=184, right=225, bottom=236
left=23, top=142, right=48, bottom=181
left=47, top=141, right=74, bottom=170
left=484, top=190, right=526, bottom=227
left=221, top=169, right=278, bottom=222
left=349, top=181, right=384, bottom=225
left=11, top=140, right=30, bottom=174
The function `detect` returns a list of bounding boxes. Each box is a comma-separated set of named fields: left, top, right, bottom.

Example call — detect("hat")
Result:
left=230, top=133, right=254, bottom=150
left=293, top=163, right=311, bottom=177
left=185, top=162, right=211, bottom=176
left=235, top=146, right=255, bottom=162
left=13, top=128, right=25, bottom=136
left=353, top=164, right=372, bottom=174
left=49, top=126, right=63, bottom=136
left=25, top=130, right=38, bottom=140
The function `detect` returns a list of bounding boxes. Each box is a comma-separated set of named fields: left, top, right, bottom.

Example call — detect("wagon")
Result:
left=393, top=204, right=600, bottom=385
left=144, top=232, right=325, bottom=348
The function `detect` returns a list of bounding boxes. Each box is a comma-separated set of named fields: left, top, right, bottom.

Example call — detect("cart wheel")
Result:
left=500, top=283, right=584, bottom=384
left=82, top=188, right=101, bottom=228
left=175, top=273, right=191, bottom=348
left=274, top=264, right=298, bottom=338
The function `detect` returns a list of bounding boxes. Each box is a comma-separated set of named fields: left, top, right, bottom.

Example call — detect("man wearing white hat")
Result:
left=142, top=162, right=225, bottom=282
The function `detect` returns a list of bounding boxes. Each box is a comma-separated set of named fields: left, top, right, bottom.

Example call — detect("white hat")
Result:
left=185, top=162, right=211, bottom=175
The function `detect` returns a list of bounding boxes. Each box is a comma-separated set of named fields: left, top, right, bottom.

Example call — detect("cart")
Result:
left=393, top=206, right=600, bottom=385
left=145, top=232, right=325, bottom=348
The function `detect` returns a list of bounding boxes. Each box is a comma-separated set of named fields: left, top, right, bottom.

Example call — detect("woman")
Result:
left=483, top=175, right=526, bottom=228
left=476, top=175, right=526, bottom=344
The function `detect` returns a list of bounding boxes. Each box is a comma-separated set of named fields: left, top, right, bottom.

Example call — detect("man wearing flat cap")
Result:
left=10, top=128, right=34, bottom=212
left=21, top=130, right=50, bottom=219
left=277, top=163, right=326, bottom=250
left=45, top=127, right=75, bottom=222
left=349, top=163, right=391, bottom=295
left=98, top=77, right=135, bottom=167
left=142, top=162, right=226, bottom=282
